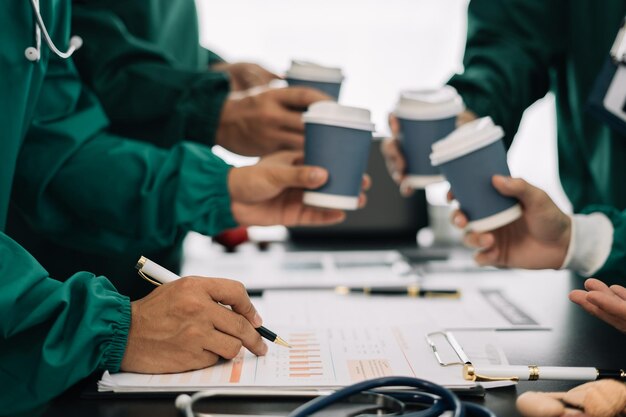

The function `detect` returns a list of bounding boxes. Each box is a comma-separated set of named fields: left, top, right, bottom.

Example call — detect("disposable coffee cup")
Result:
left=430, top=117, right=522, bottom=232
left=285, top=60, right=344, bottom=100
left=393, top=87, right=464, bottom=188
left=303, top=101, right=375, bottom=210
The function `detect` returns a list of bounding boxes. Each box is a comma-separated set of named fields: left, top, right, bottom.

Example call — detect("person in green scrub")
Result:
left=7, top=0, right=332, bottom=292
left=0, top=1, right=358, bottom=414
left=382, top=0, right=626, bottom=279
left=70, top=0, right=328, bottom=155
left=446, top=174, right=626, bottom=334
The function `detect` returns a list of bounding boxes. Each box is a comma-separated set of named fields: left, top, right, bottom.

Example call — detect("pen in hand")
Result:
left=136, top=256, right=291, bottom=348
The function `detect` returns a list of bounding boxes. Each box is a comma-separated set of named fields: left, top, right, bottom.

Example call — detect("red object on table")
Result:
left=213, top=227, right=249, bottom=252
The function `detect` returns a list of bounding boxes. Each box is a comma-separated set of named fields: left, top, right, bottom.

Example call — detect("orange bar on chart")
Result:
left=229, top=356, right=244, bottom=383
left=289, top=355, right=321, bottom=359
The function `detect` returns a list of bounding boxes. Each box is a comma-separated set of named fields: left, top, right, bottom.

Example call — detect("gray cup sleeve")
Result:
left=304, top=123, right=372, bottom=197
left=286, top=78, right=342, bottom=101
left=439, top=140, right=518, bottom=221
left=399, top=117, right=456, bottom=176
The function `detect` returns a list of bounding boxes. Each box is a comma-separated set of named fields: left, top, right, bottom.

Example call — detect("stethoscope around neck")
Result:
left=25, top=0, right=82, bottom=62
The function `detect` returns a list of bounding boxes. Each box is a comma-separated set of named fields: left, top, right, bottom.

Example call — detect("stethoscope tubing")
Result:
left=177, top=377, right=497, bottom=417
left=286, top=377, right=464, bottom=417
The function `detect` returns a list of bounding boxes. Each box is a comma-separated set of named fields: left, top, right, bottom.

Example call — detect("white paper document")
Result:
left=181, top=249, right=416, bottom=290
left=258, top=288, right=543, bottom=330
left=99, top=327, right=510, bottom=393
left=99, top=279, right=539, bottom=393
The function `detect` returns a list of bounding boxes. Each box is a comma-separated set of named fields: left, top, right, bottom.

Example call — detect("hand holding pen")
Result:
left=120, top=257, right=289, bottom=374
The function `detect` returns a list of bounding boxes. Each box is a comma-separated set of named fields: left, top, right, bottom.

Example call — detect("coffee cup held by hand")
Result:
left=430, top=116, right=522, bottom=232
left=303, top=101, right=375, bottom=210
left=286, top=60, right=344, bottom=101
left=393, top=86, right=464, bottom=189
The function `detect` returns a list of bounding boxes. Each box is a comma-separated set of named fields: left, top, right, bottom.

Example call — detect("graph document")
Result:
left=99, top=327, right=510, bottom=392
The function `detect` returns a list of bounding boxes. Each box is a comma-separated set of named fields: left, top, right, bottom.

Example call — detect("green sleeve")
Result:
left=13, top=127, right=238, bottom=257
left=447, top=0, right=566, bottom=145
left=580, top=205, right=626, bottom=280
left=207, top=48, right=226, bottom=66
left=71, top=5, right=230, bottom=147
left=0, top=232, right=130, bottom=414
left=13, top=47, right=236, bottom=265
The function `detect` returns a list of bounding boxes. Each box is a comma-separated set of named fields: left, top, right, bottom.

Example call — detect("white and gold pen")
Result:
left=463, top=364, right=626, bottom=382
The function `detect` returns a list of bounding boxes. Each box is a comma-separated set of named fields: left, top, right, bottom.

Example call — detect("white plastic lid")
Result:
left=303, top=101, right=375, bottom=131
left=430, top=116, right=505, bottom=166
left=286, top=60, right=344, bottom=83
left=394, top=86, right=465, bottom=120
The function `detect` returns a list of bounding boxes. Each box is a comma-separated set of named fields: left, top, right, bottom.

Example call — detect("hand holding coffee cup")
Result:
left=430, top=117, right=522, bottom=232
left=286, top=60, right=344, bottom=101
left=302, top=101, right=375, bottom=210
left=392, top=87, right=464, bottom=189
left=434, top=117, right=573, bottom=269
left=217, top=86, right=331, bottom=156
left=452, top=175, right=572, bottom=269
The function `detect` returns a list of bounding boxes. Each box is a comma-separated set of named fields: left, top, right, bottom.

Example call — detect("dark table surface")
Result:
left=34, top=244, right=626, bottom=417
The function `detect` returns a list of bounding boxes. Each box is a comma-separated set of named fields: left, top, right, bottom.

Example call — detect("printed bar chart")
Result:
left=288, top=334, right=323, bottom=369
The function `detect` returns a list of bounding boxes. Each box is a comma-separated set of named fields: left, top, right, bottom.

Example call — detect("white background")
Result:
left=197, top=0, right=570, bottom=211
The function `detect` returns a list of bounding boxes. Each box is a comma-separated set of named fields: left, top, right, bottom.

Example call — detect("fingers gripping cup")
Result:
left=286, top=60, right=344, bottom=101
left=430, top=117, right=522, bottom=232
left=394, top=87, right=464, bottom=188
left=303, top=101, right=375, bottom=210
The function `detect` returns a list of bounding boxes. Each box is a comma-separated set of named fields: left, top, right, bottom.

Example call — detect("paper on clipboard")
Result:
left=98, top=326, right=513, bottom=393
left=99, top=281, right=533, bottom=393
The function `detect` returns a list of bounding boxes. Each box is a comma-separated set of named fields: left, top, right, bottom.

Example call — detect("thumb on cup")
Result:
left=491, top=176, right=534, bottom=202
left=273, top=165, right=328, bottom=190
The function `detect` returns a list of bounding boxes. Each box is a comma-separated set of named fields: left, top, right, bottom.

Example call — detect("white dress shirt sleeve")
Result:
left=560, top=213, right=614, bottom=276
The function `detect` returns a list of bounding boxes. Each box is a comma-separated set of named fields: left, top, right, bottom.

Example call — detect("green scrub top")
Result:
left=448, top=0, right=626, bottom=279
left=71, top=0, right=230, bottom=146
left=8, top=0, right=234, bottom=293
left=0, top=0, right=237, bottom=413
